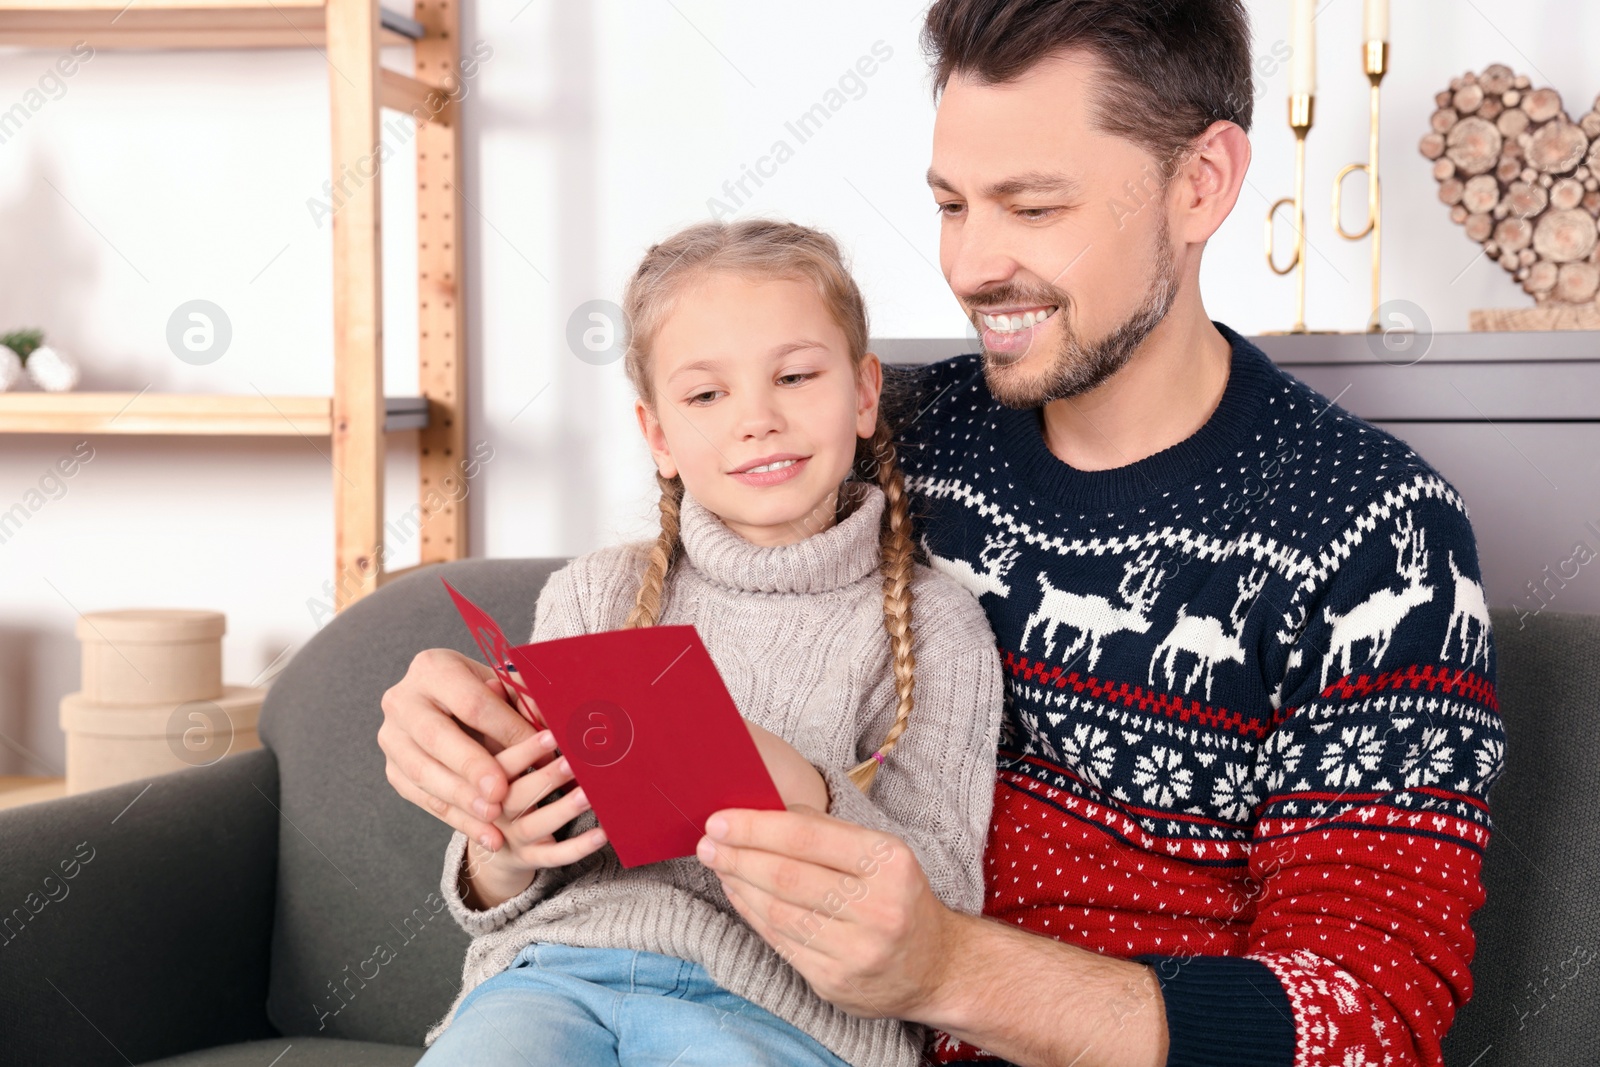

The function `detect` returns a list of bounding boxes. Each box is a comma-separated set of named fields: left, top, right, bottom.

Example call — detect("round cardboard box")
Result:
left=76, top=609, right=226, bottom=706
left=59, top=685, right=264, bottom=795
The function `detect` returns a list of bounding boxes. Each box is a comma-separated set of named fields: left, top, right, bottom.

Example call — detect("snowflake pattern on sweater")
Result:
left=883, top=323, right=1505, bottom=1067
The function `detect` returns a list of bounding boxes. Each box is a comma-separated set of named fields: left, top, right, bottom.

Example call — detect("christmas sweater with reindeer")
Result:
left=885, top=322, right=1505, bottom=1067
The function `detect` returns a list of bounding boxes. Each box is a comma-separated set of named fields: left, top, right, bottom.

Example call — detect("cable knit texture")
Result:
left=424, top=479, right=1005, bottom=1067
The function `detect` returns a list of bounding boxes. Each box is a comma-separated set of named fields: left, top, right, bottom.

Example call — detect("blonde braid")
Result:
left=846, top=420, right=917, bottom=792
left=623, top=471, right=685, bottom=629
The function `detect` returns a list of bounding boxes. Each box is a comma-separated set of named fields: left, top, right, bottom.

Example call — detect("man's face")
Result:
left=929, top=50, right=1181, bottom=408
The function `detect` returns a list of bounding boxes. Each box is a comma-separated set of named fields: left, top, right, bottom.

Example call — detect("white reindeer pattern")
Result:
left=1148, top=567, right=1269, bottom=700
left=921, top=531, right=1022, bottom=600
left=1441, top=551, right=1491, bottom=669
left=1020, top=549, right=1165, bottom=670
left=1321, top=513, right=1434, bottom=688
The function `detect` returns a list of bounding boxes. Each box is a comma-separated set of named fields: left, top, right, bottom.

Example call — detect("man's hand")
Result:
left=694, top=805, right=963, bottom=1020
left=696, top=806, right=1170, bottom=1067
left=378, top=647, right=542, bottom=851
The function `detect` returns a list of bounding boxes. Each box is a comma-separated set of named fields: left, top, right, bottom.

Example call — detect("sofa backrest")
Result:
left=256, top=561, right=1599, bottom=1059
left=1442, top=608, right=1600, bottom=1065
left=259, top=557, right=566, bottom=1046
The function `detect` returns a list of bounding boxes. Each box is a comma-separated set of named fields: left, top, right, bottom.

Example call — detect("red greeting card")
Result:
left=442, top=578, right=786, bottom=867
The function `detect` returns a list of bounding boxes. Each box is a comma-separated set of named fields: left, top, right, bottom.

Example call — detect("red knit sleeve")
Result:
left=1231, top=492, right=1502, bottom=1066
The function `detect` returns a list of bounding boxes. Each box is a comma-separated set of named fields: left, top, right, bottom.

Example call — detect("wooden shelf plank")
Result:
left=0, top=775, right=66, bottom=812
left=1, top=0, right=320, bottom=8
left=0, top=0, right=414, bottom=49
left=379, top=67, right=453, bottom=125
left=0, top=393, right=431, bottom=435
left=0, top=393, right=331, bottom=434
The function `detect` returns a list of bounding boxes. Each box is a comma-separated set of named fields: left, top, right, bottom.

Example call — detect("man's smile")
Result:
left=977, top=305, right=1059, bottom=333
left=976, top=304, right=1060, bottom=358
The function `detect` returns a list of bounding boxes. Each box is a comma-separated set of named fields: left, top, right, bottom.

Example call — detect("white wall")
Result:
left=1, top=0, right=1594, bottom=774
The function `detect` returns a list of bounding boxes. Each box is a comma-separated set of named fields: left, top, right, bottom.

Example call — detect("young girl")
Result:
left=417, top=219, right=1003, bottom=1067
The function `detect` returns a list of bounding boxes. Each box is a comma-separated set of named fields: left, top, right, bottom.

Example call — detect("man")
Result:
left=381, top=3, right=1504, bottom=1065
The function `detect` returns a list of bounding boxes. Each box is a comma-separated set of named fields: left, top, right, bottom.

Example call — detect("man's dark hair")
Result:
left=922, top=0, right=1254, bottom=174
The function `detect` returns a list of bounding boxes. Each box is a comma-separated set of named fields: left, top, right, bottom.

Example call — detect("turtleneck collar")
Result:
left=677, top=479, right=885, bottom=595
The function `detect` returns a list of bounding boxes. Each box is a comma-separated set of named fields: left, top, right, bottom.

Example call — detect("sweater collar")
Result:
left=678, top=479, right=884, bottom=595
left=996, top=320, right=1277, bottom=510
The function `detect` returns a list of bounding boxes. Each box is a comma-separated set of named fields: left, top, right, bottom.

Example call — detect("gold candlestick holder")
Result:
left=1264, top=94, right=1315, bottom=333
left=1333, top=40, right=1389, bottom=330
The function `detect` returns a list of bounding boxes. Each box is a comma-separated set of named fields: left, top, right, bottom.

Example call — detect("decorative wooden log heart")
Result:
left=1420, top=64, right=1600, bottom=327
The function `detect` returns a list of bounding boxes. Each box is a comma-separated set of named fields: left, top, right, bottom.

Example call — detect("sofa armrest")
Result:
left=0, top=746, right=281, bottom=1066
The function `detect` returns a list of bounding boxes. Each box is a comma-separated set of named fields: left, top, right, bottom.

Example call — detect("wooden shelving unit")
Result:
left=0, top=0, right=469, bottom=611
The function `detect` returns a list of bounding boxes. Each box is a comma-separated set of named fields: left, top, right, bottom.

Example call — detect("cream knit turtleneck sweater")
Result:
left=425, top=480, right=1003, bottom=1067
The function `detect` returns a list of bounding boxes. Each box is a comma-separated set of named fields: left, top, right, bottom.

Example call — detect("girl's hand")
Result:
left=744, top=719, right=829, bottom=812
left=459, top=729, right=611, bottom=909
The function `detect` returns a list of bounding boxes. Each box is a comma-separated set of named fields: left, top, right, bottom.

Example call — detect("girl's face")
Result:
left=636, top=271, right=882, bottom=547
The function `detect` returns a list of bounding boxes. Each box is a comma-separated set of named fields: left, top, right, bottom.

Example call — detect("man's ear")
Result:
left=635, top=398, right=678, bottom=479
left=856, top=353, right=884, bottom=439
left=1169, top=119, right=1251, bottom=246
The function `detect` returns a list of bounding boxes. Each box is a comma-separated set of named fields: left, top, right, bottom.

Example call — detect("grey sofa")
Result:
left=0, top=558, right=1595, bottom=1066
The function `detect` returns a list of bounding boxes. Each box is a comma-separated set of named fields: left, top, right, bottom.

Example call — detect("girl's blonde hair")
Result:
left=619, top=218, right=916, bottom=794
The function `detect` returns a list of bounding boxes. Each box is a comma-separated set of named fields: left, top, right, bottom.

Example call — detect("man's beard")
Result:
left=978, top=220, right=1180, bottom=409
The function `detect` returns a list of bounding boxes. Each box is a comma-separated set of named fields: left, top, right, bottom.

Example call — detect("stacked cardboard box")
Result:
left=60, top=609, right=265, bottom=793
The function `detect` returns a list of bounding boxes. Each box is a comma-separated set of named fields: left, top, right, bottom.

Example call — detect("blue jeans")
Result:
left=419, top=942, right=854, bottom=1066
